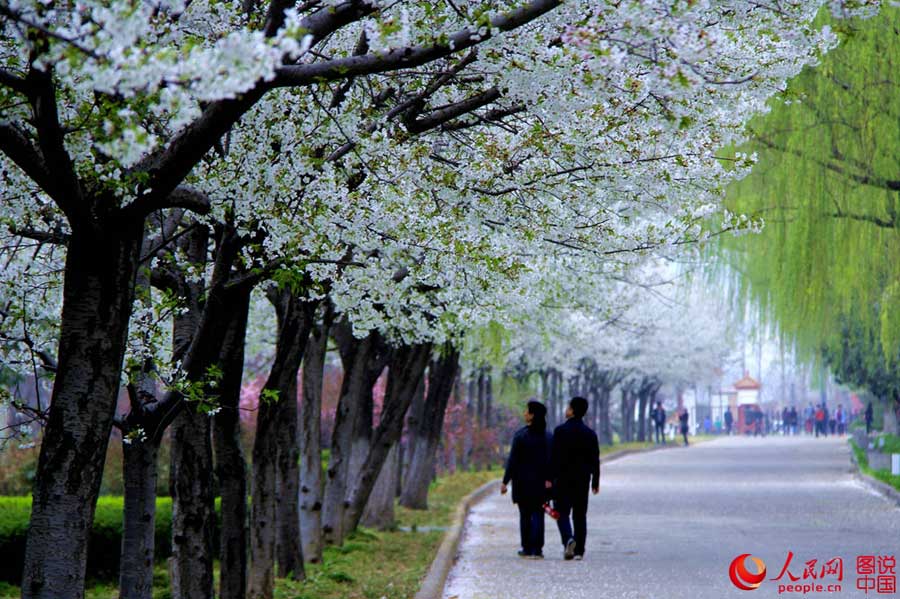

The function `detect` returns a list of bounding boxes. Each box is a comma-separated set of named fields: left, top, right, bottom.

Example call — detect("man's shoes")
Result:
left=529, top=553, right=544, bottom=560
left=518, top=550, right=530, bottom=558
left=574, top=554, right=584, bottom=561
left=564, top=538, right=576, bottom=560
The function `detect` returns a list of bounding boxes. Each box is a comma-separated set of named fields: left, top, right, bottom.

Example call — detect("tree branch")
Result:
left=129, top=1, right=378, bottom=219
left=405, top=87, right=501, bottom=134
left=273, top=0, right=562, bottom=87
left=0, top=122, right=56, bottom=199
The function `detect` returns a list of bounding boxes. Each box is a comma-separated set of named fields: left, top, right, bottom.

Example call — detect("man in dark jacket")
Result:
left=651, top=401, right=666, bottom=444
left=550, top=396, right=600, bottom=561
left=502, top=400, right=552, bottom=558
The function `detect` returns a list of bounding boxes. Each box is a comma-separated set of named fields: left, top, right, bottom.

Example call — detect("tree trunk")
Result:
left=168, top=226, right=221, bottom=599
left=322, top=326, right=380, bottom=546
left=361, top=443, right=399, bottom=530
left=637, top=385, right=649, bottom=442
left=169, top=408, right=215, bottom=599
left=400, top=347, right=460, bottom=510
left=22, top=229, right=143, bottom=599
left=344, top=343, right=432, bottom=531
left=597, top=386, right=614, bottom=446
left=249, top=289, right=314, bottom=599
left=485, top=371, right=493, bottom=430
left=299, top=313, right=330, bottom=564
left=275, top=392, right=303, bottom=581
left=119, top=438, right=160, bottom=599
left=213, top=289, right=252, bottom=599
left=476, top=368, right=485, bottom=428
left=460, top=376, right=473, bottom=471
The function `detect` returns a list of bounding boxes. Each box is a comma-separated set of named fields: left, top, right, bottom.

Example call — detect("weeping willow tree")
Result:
left=719, top=6, right=900, bottom=430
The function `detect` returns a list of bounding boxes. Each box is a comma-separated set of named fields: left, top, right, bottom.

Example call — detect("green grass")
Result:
left=0, top=468, right=501, bottom=599
left=850, top=437, right=900, bottom=493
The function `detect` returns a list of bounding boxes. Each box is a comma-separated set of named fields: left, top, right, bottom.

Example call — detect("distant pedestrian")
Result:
left=550, top=397, right=601, bottom=561
left=823, top=405, right=830, bottom=437
left=703, top=416, right=712, bottom=435
left=865, top=402, right=873, bottom=435
left=814, top=405, right=825, bottom=438
left=782, top=407, right=790, bottom=435
left=805, top=403, right=816, bottom=435
left=502, top=400, right=553, bottom=559
left=753, top=406, right=763, bottom=437
left=836, top=404, right=846, bottom=436
left=789, top=406, right=799, bottom=435
left=651, top=401, right=666, bottom=445
left=679, top=408, right=689, bottom=446
left=724, top=407, right=733, bottom=436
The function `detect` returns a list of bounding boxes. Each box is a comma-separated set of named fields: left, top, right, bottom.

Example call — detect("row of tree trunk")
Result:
left=46, top=215, right=464, bottom=599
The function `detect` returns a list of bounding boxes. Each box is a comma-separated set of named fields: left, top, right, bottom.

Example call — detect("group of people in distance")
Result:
left=501, top=397, right=600, bottom=561
left=649, top=401, right=691, bottom=446
left=776, top=402, right=853, bottom=437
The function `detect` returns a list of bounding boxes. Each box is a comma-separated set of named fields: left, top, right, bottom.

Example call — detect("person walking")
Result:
left=502, top=400, right=553, bottom=559
left=836, top=404, right=846, bottom=436
left=679, top=407, right=690, bottom=446
left=550, top=397, right=600, bottom=561
left=651, top=401, right=666, bottom=444
left=789, top=406, right=799, bottom=435
left=805, top=402, right=816, bottom=435
left=814, top=404, right=825, bottom=438
left=724, top=407, right=733, bottom=436
left=865, top=401, right=874, bottom=435
left=782, top=406, right=790, bottom=435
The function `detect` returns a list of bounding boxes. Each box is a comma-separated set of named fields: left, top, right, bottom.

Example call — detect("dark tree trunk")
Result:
left=119, top=237, right=162, bottom=599
left=119, top=437, right=160, bottom=599
left=484, top=371, right=493, bottom=429
left=275, top=393, right=303, bottom=581
left=476, top=368, right=485, bottom=428
left=597, top=386, right=614, bottom=446
left=249, top=289, right=314, bottom=599
left=22, top=228, right=143, bottom=599
left=322, top=325, right=382, bottom=546
left=166, top=223, right=237, bottom=599
left=620, top=388, right=634, bottom=442
left=549, top=369, right=559, bottom=428
left=344, top=343, right=432, bottom=531
left=637, top=385, right=649, bottom=443
left=361, top=444, right=400, bottom=529
left=169, top=407, right=215, bottom=599
left=460, top=376, right=473, bottom=470
left=212, top=289, right=252, bottom=599
left=299, top=312, right=331, bottom=564
left=400, top=346, right=460, bottom=510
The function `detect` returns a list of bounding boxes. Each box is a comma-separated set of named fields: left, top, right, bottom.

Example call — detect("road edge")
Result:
left=415, top=441, right=692, bottom=599
left=849, top=447, right=900, bottom=506
left=414, top=478, right=499, bottom=599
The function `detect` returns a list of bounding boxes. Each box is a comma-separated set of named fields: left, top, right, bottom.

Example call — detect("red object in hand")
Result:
left=543, top=502, right=560, bottom=520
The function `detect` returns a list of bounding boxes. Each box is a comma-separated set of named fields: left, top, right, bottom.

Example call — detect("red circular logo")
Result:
left=729, top=554, right=767, bottom=591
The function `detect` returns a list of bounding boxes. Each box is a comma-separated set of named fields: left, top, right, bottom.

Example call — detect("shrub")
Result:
left=0, top=496, right=176, bottom=584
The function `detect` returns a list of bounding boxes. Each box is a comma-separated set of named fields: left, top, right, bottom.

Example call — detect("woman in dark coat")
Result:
left=679, top=407, right=690, bottom=446
left=501, top=400, right=552, bottom=559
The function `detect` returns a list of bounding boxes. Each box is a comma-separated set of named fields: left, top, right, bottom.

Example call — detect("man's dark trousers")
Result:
left=518, top=502, right=544, bottom=555
left=555, top=481, right=589, bottom=555
left=654, top=422, right=665, bottom=444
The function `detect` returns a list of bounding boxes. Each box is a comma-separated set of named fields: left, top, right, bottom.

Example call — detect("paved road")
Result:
left=443, top=436, right=900, bottom=599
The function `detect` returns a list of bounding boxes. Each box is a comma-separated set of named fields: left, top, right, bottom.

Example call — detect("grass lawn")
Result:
left=850, top=436, right=900, bottom=493
left=0, top=468, right=501, bottom=599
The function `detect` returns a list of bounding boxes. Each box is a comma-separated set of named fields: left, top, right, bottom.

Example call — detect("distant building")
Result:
left=734, top=372, right=761, bottom=406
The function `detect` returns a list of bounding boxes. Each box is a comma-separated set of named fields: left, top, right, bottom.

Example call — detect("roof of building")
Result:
left=733, top=372, right=761, bottom=390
